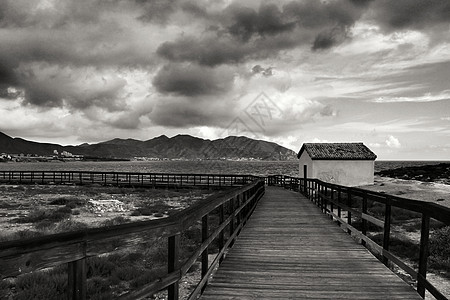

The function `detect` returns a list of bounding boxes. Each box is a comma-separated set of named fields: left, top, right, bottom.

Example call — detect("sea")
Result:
left=0, top=160, right=448, bottom=177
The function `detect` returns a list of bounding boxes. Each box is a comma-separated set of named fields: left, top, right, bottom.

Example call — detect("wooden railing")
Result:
left=268, top=175, right=450, bottom=300
left=0, top=171, right=257, bottom=189
left=0, top=176, right=265, bottom=299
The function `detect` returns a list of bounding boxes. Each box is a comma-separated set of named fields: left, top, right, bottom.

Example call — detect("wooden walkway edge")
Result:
left=200, top=186, right=422, bottom=299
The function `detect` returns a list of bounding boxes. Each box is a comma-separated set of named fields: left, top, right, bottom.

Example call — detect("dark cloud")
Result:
left=106, top=112, right=142, bottom=130
left=0, top=0, right=105, bottom=29
left=283, top=0, right=361, bottom=29
left=157, top=37, right=252, bottom=66
left=16, top=66, right=127, bottom=110
left=136, top=0, right=179, bottom=24
left=152, top=63, right=234, bottom=97
left=0, top=59, right=18, bottom=87
left=252, top=65, right=273, bottom=77
left=370, top=0, right=450, bottom=31
left=157, top=1, right=366, bottom=65
left=150, top=97, right=233, bottom=128
left=312, top=26, right=349, bottom=51
left=227, top=3, right=296, bottom=41
left=0, top=1, right=153, bottom=110
left=348, top=0, right=374, bottom=7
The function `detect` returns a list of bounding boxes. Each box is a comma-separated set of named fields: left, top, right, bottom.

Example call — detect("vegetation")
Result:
left=328, top=190, right=450, bottom=280
left=429, top=226, right=450, bottom=277
left=0, top=184, right=222, bottom=299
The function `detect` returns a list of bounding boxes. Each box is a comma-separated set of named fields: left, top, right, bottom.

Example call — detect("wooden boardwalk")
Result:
left=201, top=186, right=422, bottom=299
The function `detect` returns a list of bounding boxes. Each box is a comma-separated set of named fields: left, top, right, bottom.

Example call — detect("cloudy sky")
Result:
left=0, top=0, right=449, bottom=160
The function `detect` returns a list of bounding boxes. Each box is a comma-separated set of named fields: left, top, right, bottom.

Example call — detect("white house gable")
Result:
left=297, top=143, right=377, bottom=187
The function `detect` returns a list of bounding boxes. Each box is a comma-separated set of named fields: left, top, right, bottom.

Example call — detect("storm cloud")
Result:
left=0, top=0, right=449, bottom=151
left=369, top=0, right=450, bottom=31
left=152, top=64, right=234, bottom=97
left=157, top=0, right=367, bottom=64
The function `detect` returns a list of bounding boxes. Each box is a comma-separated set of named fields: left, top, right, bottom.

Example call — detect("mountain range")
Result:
left=0, top=132, right=297, bottom=160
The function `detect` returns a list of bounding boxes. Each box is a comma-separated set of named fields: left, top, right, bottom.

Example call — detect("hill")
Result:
left=0, top=132, right=297, bottom=160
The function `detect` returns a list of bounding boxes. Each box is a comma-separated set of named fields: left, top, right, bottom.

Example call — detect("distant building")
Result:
left=297, top=143, right=377, bottom=186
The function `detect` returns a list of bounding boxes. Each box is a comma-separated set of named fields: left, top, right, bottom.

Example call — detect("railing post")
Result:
left=237, top=194, right=242, bottom=228
left=168, top=234, right=180, bottom=300
left=201, top=214, right=208, bottom=293
left=362, top=192, right=368, bottom=246
left=321, top=185, right=325, bottom=212
left=417, top=213, right=430, bottom=298
left=330, top=187, right=334, bottom=220
left=382, top=200, right=392, bottom=266
left=303, top=165, right=307, bottom=196
left=229, top=198, right=235, bottom=247
left=68, top=258, right=86, bottom=300
left=347, top=189, right=352, bottom=234
left=337, top=186, right=342, bottom=219
left=219, top=204, right=224, bottom=264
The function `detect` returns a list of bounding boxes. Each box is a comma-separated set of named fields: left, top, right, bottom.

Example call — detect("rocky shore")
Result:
left=376, top=162, right=450, bottom=185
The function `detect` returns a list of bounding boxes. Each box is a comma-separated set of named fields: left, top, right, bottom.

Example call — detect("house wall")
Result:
left=298, top=153, right=374, bottom=186
left=298, top=153, right=313, bottom=179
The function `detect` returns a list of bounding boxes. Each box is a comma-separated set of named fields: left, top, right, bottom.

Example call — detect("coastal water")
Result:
left=0, top=160, right=447, bottom=177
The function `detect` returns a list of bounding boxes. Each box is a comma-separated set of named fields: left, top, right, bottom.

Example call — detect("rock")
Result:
left=87, top=199, right=125, bottom=213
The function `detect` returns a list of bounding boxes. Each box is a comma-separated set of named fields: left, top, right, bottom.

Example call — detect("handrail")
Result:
left=0, top=170, right=260, bottom=189
left=268, top=175, right=450, bottom=300
left=0, top=175, right=265, bottom=300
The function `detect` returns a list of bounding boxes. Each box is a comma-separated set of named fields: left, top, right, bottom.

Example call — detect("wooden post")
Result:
left=330, top=187, right=334, bottom=220
left=229, top=198, right=235, bottom=247
left=236, top=194, right=242, bottom=227
left=347, top=189, right=352, bottom=235
left=382, top=201, right=392, bottom=266
left=303, top=165, right=308, bottom=196
left=68, top=258, right=86, bottom=300
left=168, top=234, right=180, bottom=300
left=417, top=214, right=430, bottom=298
left=219, top=204, right=224, bottom=264
left=337, top=187, right=342, bottom=218
left=201, top=214, right=208, bottom=293
left=321, top=185, right=325, bottom=212
left=362, top=192, right=368, bottom=246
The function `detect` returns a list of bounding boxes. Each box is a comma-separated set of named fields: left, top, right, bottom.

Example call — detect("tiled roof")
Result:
left=297, top=143, right=377, bottom=160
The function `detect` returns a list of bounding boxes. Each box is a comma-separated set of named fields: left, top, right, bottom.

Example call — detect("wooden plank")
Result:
left=201, top=187, right=422, bottom=300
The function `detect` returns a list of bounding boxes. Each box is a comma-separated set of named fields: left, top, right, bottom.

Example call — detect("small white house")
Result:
left=297, top=143, right=377, bottom=187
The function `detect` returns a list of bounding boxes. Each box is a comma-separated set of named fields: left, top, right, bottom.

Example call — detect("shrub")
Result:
left=367, top=202, right=385, bottom=217
left=87, top=256, right=118, bottom=278
left=130, top=266, right=166, bottom=288
left=101, top=216, right=130, bottom=227
left=14, top=268, right=66, bottom=300
left=54, top=220, right=88, bottom=232
left=87, top=276, right=113, bottom=299
left=17, top=206, right=72, bottom=224
left=49, top=196, right=84, bottom=206
left=402, top=219, right=446, bottom=232
left=428, top=226, right=450, bottom=277
left=429, top=226, right=450, bottom=260
left=370, top=233, right=419, bottom=261
left=391, top=207, right=421, bottom=222
left=111, top=265, right=143, bottom=281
